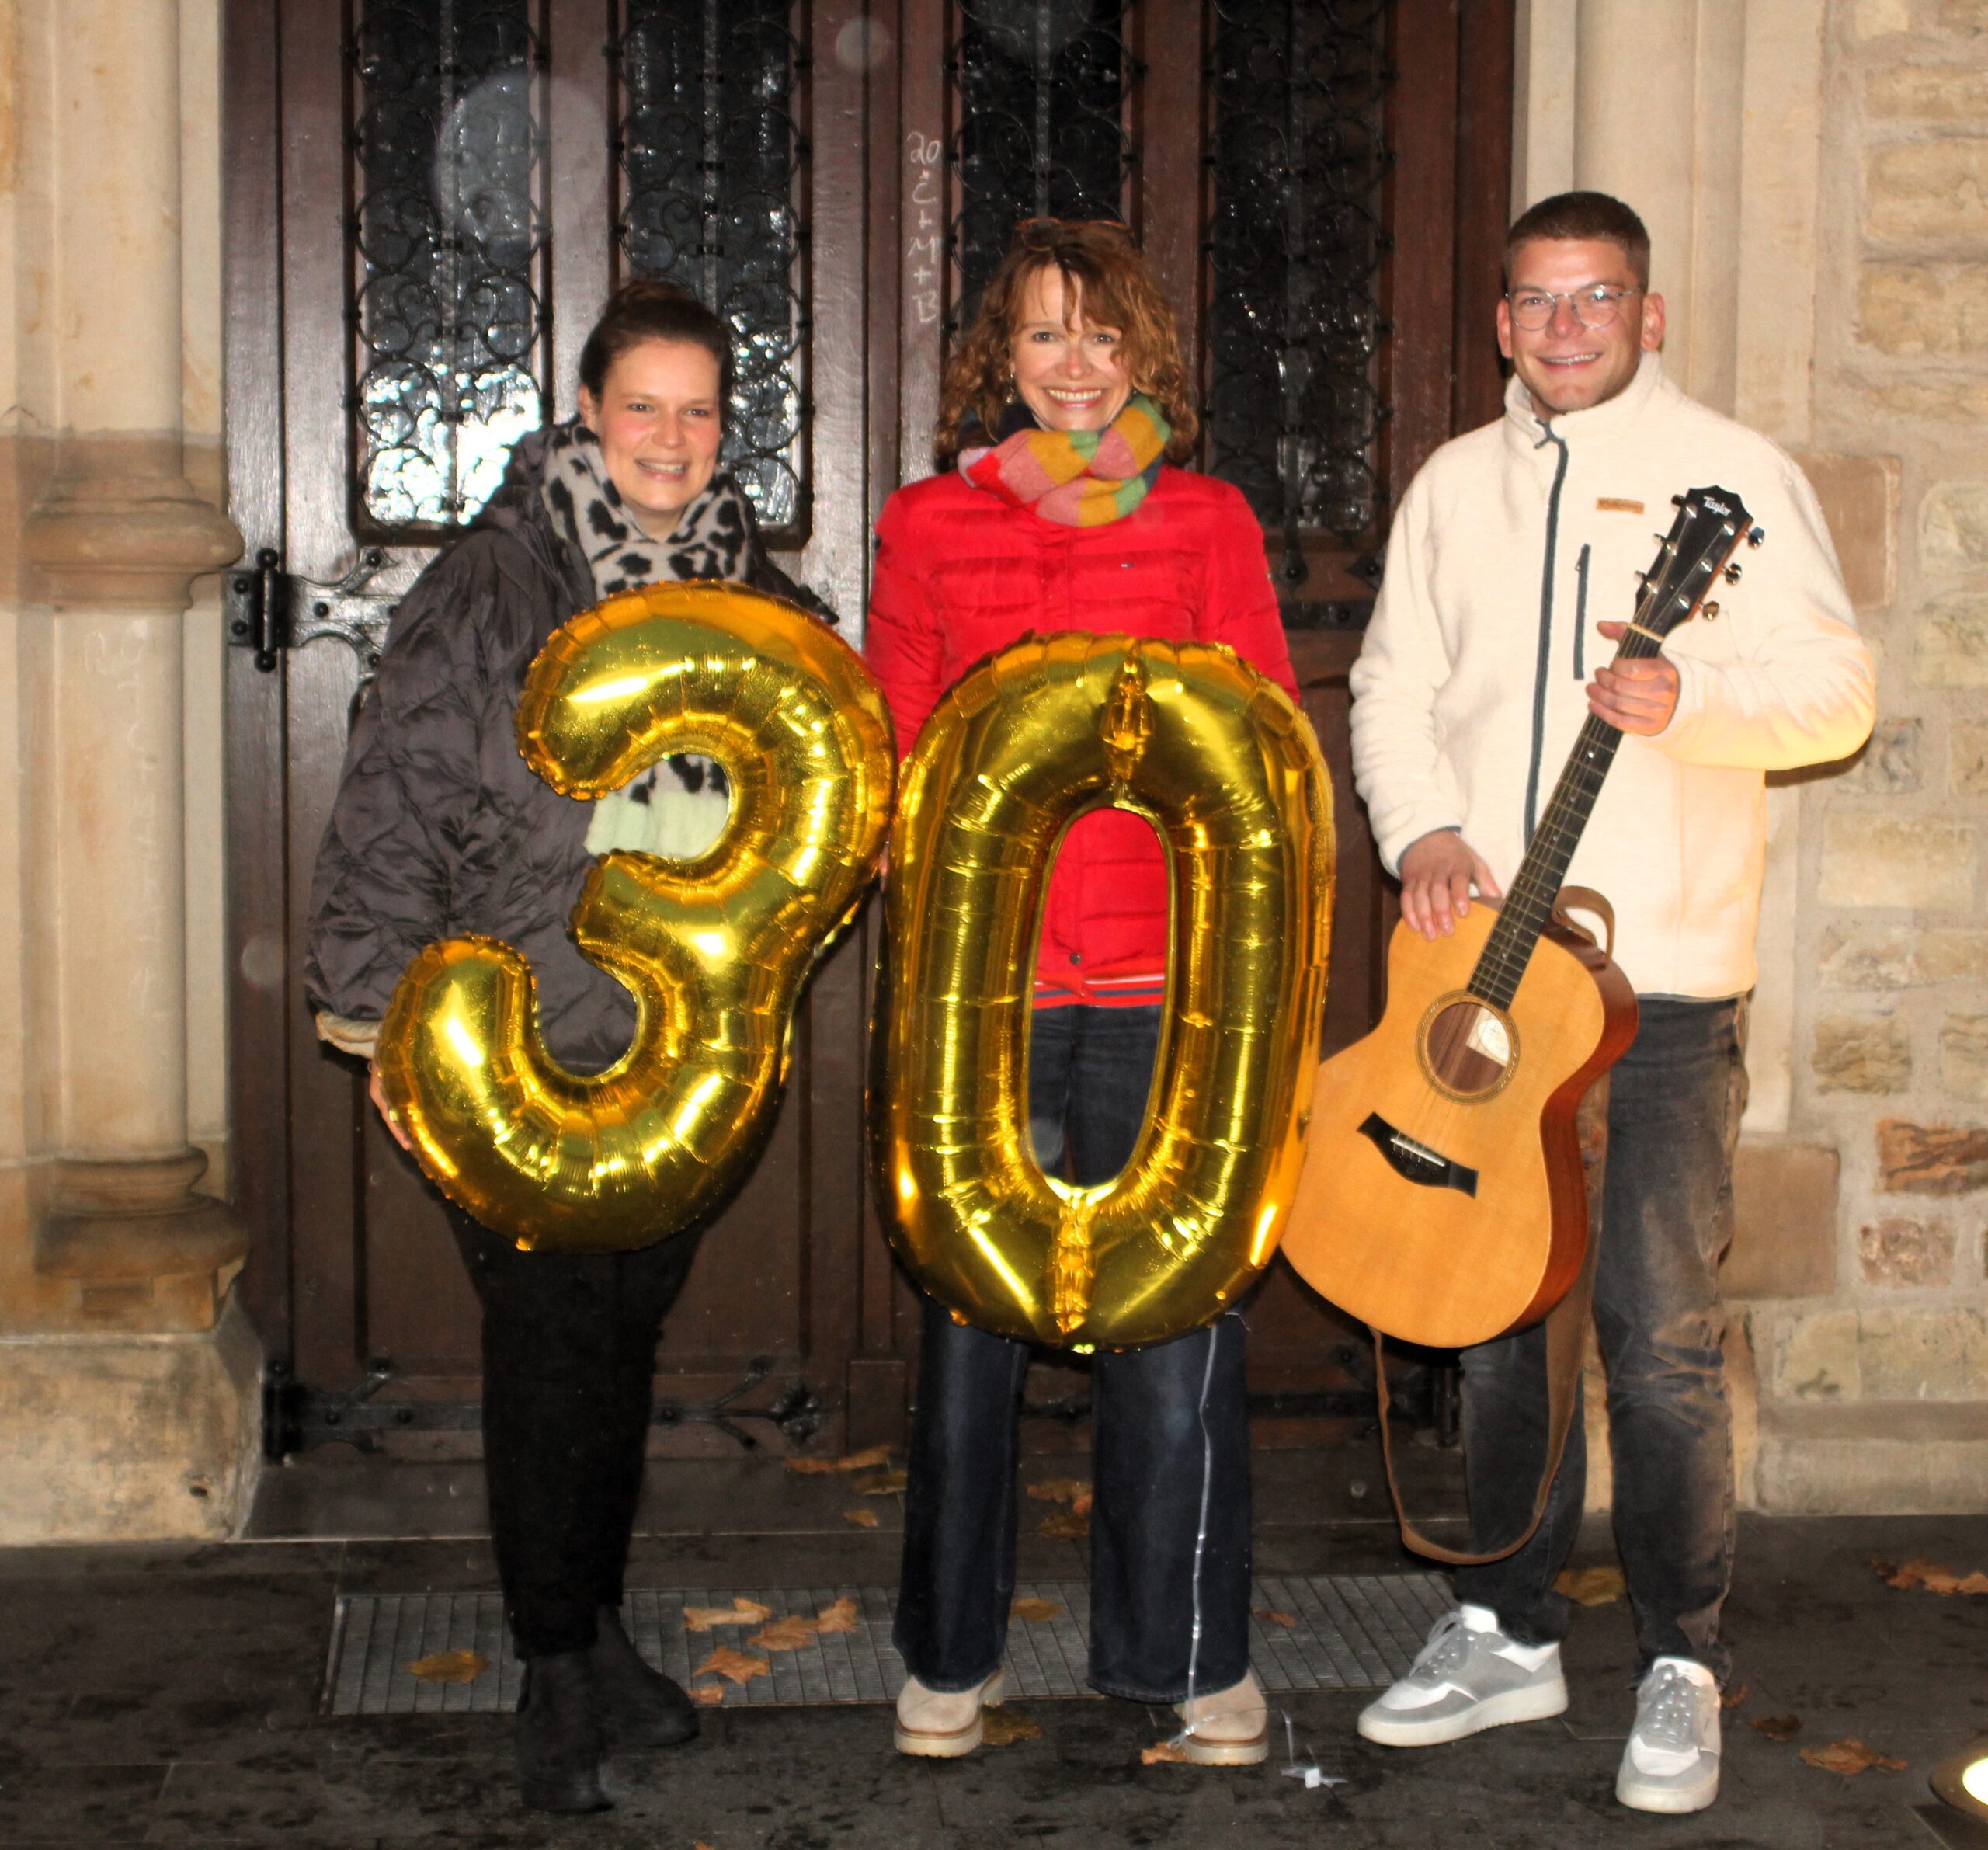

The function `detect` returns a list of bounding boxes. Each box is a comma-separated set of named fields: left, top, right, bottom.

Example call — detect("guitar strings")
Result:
left=1399, top=529, right=1725, bottom=1157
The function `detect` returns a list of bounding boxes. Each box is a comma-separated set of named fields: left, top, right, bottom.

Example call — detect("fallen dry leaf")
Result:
left=815, top=1597, right=859, bottom=1634
left=784, top=1443, right=892, bottom=1476
left=1252, top=1606, right=1298, bottom=1629
left=683, top=1599, right=774, bottom=1632
left=1879, top=1555, right=1988, bottom=1594
left=1879, top=1554, right=1965, bottom=1594
left=1011, top=1598, right=1064, bottom=1624
left=853, top=1469, right=909, bottom=1497
left=693, top=1646, right=771, bottom=1685
left=1801, top=1738, right=1905, bottom=1775
left=1142, top=1741, right=1190, bottom=1765
left=1026, top=1477, right=1092, bottom=1504
left=1552, top=1564, right=1625, bottom=1606
left=690, top=1684, right=725, bottom=1707
left=407, top=1650, right=488, bottom=1685
left=844, top=1507, right=881, bottom=1528
left=1753, top=1714, right=1802, bottom=1742
left=982, top=1709, right=1042, bottom=1747
left=749, top=1614, right=821, bottom=1653
left=1721, top=1681, right=1750, bottom=1711
left=1038, top=1508, right=1090, bottom=1539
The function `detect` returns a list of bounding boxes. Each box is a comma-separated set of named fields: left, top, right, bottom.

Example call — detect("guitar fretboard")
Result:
left=1463, top=614, right=1668, bottom=1013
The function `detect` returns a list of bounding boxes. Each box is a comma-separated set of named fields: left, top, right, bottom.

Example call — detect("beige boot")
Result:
left=893, top=1665, right=1008, bottom=1758
left=1173, top=1667, right=1269, bottom=1766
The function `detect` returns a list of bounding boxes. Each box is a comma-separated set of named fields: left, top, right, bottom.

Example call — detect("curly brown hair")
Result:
left=936, top=220, right=1198, bottom=464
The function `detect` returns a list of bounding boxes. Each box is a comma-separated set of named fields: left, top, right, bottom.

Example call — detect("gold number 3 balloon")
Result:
left=374, top=583, right=896, bottom=1254
left=879, top=633, right=1334, bottom=1349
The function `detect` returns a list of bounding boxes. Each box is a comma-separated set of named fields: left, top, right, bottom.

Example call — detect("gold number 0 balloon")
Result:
left=374, top=583, right=895, bottom=1254
left=879, top=633, right=1334, bottom=1349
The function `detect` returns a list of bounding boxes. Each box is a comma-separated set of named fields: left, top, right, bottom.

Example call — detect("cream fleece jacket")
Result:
left=1349, top=352, right=1875, bottom=999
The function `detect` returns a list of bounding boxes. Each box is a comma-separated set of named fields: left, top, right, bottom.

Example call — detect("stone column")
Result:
left=19, top=0, right=244, bottom=1329
left=1573, top=0, right=1747, bottom=412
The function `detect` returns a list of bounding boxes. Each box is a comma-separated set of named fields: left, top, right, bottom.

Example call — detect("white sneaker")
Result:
left=892, top=1665, right=1007, bottom=1758
left=1357, top=1605, right=1568, bottom=1747
left=1616, top=1657, right=1720, bottom=1813
left=1173, top=1667, right=1270, bottom=1765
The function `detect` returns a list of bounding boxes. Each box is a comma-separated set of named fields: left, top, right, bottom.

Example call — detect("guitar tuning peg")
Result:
left=1701, top=601, right=1721, bottom=621
left=1654, top=532, right=1668, bottom=546
left=1671, top=493, right=1687, bottom=507
left=1747, top=526, right=1766, bottom=547
left=1724, top=563, right=1743, bottom=583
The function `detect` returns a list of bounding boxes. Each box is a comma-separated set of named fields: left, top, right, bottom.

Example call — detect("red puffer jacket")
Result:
left=865, top=464, right=1299, bottom=1006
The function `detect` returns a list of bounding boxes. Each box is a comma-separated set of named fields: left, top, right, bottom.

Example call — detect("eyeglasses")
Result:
left=1503, top=285, right=1642, bottom=331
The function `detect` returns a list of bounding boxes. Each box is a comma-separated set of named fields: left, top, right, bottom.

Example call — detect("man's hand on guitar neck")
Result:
left=1590, top=622, right=1681, bottom=735
left=1399, top=829, right=1504, bottom=940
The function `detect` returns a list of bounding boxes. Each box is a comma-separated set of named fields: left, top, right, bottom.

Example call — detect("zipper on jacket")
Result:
left=1573, top=543, right=1590, bottom=680
left=1524, top=427, right=1571, bottom=845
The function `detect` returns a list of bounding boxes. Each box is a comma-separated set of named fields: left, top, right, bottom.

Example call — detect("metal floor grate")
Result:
left=324, top=1575, right=1449, bottom=1716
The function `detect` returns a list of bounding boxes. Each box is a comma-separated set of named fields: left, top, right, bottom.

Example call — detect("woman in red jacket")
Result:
left=866, top=220, right=1299, bottom=1765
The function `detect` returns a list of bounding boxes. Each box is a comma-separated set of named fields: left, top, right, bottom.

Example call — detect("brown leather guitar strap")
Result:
left=1371, top=883, right=1619, bottom=1567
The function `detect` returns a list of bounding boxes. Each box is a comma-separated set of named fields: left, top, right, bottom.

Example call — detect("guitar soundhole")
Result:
left=1423, top=1000, right=1514, bottom=1099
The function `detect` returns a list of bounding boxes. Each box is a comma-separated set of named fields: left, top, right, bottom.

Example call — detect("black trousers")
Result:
left=450, top=1208, right=703, bottom=1659
left=893, top=1005, right=1253, bottom=1702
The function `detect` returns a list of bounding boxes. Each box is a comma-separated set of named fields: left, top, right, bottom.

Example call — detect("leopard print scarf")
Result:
left=537, top=419, right=752, bottom=856
left=538, top=418, right=755, bottom=596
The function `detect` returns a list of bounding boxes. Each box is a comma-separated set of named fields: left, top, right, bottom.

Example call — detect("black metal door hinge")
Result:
left=226, top=547, right=400, bottom=676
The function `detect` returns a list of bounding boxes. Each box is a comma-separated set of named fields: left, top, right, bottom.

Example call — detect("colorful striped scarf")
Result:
left=957, top=394, right=1169, bottom=526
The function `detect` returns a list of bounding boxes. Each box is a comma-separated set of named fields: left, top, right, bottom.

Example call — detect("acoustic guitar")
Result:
left=1281, top=485, right=1762, bottom=1350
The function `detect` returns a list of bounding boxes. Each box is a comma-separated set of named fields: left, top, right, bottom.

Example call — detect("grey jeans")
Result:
left=1453, top=996, right=1748, bottom=1685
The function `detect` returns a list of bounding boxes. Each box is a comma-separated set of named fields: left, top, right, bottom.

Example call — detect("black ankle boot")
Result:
left=516, top=1650, right=610, bottom=1813
left=589, top=1604, right=699, bottom=1749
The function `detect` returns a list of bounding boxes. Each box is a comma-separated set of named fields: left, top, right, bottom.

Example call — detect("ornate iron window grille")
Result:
left=1206, top=0, right=1390, bottom=587
left=948, top=0, right=1138, bottom=332
left=347, top=0, right=550, bottom=534
left=613, top=0, right=811, bottom=541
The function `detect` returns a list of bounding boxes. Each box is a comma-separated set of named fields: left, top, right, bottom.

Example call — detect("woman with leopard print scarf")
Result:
left=307, top=282, right=832, bottom=1816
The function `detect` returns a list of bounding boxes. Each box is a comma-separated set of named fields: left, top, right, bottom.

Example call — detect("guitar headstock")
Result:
left=1631, top=485, right=1764, bottom=652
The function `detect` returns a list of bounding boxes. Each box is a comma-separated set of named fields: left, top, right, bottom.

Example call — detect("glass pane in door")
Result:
left=349, top=0, right=550, bottom=533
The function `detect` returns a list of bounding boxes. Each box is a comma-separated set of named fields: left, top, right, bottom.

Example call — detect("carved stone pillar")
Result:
left=19, top=0, right=245, bottom=1333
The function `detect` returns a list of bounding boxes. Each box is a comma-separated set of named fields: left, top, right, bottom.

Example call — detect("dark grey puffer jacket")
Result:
left=304, top=429, right=822, bottom=1073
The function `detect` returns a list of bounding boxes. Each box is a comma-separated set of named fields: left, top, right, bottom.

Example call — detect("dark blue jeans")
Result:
left=893, top=1004, right=1253, bottom=1702
left=1454, top=996, right=1747, bottom=1684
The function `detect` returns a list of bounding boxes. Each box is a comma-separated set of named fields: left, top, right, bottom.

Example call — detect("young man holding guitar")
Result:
left=1343, top=193, right=1875, bottom=1813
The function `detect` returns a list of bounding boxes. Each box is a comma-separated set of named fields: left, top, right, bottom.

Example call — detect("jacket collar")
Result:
left=1503, top=348, right=1667, bottom=457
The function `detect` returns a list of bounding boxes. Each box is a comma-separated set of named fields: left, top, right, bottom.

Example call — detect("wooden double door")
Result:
left=224, top=0, right=1513, bottom=1469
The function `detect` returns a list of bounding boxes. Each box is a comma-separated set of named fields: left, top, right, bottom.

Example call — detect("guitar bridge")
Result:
left=1357, top=1113, right=1479, bottom=1198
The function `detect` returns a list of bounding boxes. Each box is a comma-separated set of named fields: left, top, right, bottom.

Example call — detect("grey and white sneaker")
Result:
left=1616, top=1657, right=1720, bottom=1813
left=1357, top=1604, right=1568, bottom=1747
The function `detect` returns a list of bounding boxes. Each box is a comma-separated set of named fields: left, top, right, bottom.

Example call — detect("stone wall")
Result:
left=1516, top=0, right=1988, bottom=1513
left=1742, top=0, right=1988, bottom=1508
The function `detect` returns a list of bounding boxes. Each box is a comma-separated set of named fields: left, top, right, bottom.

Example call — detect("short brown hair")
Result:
left=936, top=221, right=1198, bottom=463
left=1503, top=191, right=1651, bottom=290
left=578, top=280, right=734, bottom=409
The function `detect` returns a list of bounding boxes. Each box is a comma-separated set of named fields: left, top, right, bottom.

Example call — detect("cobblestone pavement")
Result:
left=0, top=1448, right=1982, bottom=1848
